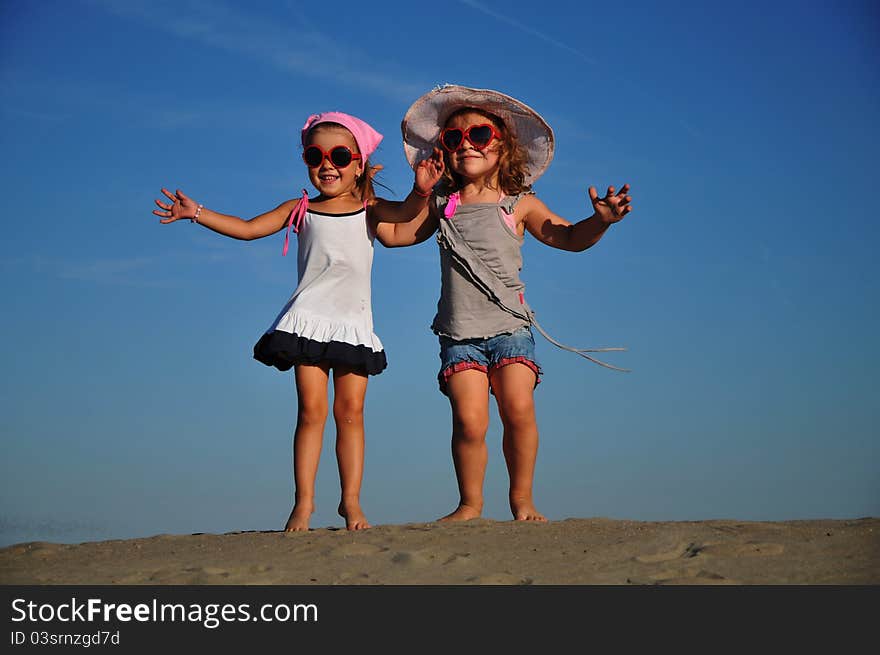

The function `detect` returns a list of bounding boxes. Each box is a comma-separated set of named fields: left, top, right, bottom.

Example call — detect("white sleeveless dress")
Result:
left=253, top=206, right=386, bottom=375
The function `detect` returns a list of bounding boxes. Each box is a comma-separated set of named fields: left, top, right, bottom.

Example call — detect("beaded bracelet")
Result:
left=192, top=204, right=204, bottom=224
left=412, top=185, right=432, bottom=198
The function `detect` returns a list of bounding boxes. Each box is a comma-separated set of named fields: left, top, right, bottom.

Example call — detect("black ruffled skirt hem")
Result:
left=253, top=331, right=387, bottom=376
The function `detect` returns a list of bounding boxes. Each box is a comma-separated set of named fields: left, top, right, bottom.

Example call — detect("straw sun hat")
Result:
left=401, top=84, right=555, bottom=185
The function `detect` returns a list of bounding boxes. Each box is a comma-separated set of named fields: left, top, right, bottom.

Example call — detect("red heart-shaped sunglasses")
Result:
left=439, top=124, right=502, bottom=152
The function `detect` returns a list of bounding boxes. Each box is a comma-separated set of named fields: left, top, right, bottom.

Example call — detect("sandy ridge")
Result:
left=1, top=517, right=877, bottom=585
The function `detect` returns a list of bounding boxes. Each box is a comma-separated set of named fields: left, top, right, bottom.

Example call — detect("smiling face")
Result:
left=303, top=124, right=364, bottom=199
left=443, top=110, right=503, bottom=184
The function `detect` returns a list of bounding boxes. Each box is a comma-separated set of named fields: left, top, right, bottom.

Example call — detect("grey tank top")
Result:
left=431, top=192, right=631, bottom=372
left=431, top=193, right=530, bottom=340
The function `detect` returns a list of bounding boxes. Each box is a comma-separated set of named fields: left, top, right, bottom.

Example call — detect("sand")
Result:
left=1, top=517, right=877, bottom=585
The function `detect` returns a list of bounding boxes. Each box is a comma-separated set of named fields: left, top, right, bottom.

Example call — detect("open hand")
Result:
left=414, top=147, right=445, bottom=195
left=589, top=183, right=633, bottom=225
left=153, top=188, right=199, bottom=224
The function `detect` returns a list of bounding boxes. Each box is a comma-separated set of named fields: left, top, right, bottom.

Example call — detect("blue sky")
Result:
left=1, top=0, right=877, bottom=546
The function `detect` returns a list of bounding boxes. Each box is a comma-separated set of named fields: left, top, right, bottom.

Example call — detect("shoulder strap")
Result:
left=499, top=191, right=531, bottom=215
left=282, top=189, right=309, bottom=256
left=443, top=192, right=460, bottom=219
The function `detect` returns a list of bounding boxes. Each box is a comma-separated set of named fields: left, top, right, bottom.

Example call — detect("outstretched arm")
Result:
left=373, top=204, right=440, bottom=248
left=522, top=183, right=633, bottom=252
left=369, top=148, right=444, bottom=224
left=152, top=187, right=297, bottom=241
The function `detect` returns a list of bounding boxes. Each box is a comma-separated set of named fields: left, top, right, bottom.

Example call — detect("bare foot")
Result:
left=510, top=498, right=547, bottom=522
left=338, top=499, right=371, bottom=531
left=284, top=502, right=314, bottom=532
left=438, top=503, right=482, bottom=522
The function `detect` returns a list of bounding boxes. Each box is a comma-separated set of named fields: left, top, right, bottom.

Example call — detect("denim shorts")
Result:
left=437, top=326, right=542, bottom=396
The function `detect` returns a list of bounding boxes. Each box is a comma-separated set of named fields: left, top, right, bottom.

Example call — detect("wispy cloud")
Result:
left=457, top=0, right=596, bottom=64
left=679, top=119, right=704, bottom=140
left=7, top=254, right=171, bottom=287
left=454, top=1, right=708, bottom=144
left=4, top=252, right=232, bottom=288
left=2, top=66, right=309, bottom=133
left=91, top=0, right=424, bottom=102
left=56, top=256, right=155, bottom=282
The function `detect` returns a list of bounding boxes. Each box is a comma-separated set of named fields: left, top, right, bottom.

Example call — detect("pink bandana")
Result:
left=301, top=112, right=383, bottom=159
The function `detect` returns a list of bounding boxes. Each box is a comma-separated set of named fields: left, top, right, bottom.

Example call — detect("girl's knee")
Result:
left=497, top=394, right=536, bottom=428
left=452, top=410, right=489, bottom=443
left=298, top=407, right=328, bottom=427
left=333, top=396, right=365, bottom=425
left=297, top=397, right=329, bottom=426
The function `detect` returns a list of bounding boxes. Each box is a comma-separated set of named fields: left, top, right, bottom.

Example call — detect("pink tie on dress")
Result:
left=282, top=189, right=309, bottom=256
left=443, top=192, right=460, bottom=219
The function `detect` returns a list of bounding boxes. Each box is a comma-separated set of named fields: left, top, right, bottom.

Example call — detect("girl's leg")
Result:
left=285, top=362, right=331, bottom=531
left=489, top=363, right=547, bottom=522
left=332, top=366, right=370, bottom=530
left=440, top=369, right=491, bottom=521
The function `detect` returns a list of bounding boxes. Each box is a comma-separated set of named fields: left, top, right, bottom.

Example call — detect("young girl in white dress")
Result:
left=153, top=112, right=442, bottom=531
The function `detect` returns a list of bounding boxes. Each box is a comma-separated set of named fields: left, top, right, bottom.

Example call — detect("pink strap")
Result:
left=443, top=192, right=460, bottom=219
left=498, top=192, right=516, bottom=232
left=282, top=189, right=309, bottom=256
left=445, top=192, right=515, bottom=231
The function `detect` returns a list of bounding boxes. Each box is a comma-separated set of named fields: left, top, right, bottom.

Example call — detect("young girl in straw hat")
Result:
left=387, top=85, right=634, bottom=521
left=153, top=112, right=443, bottom=531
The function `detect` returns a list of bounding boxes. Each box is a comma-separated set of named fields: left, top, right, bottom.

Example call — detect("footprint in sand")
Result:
left=391, top=549, right=471, bottom=568
left=698, top=542, right=785, bottom=557
left=390, top=550, right=436, bottom=566
left=441, top=553, right=472, bottom=567
left=634, top=542, right=704, bottom=563
left=630, top=539, right=781, bottom=584
left=330, top=543, right=384, bottom=558
left=633, top=540, right=782, bottom=563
